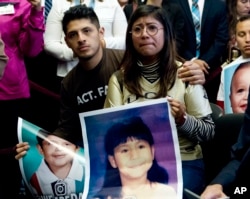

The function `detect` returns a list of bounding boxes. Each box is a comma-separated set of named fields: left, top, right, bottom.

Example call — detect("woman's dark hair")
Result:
left=62, top=4, right=100, bottom=34
left=120, top=5, right=183, bottom=98
left=96, top=116, right=169, bottom=198
left=226, top=0, right=238, bottom=36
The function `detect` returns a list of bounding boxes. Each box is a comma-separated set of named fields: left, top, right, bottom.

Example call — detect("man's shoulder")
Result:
left=104, top=48, right=125, bottom=57
left=62, top=64, right=78, bottom=81
left=103, top=48, right=124, bottom=70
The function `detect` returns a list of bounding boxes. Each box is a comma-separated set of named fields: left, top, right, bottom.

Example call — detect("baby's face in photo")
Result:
left=39, top=135, right=78, bottom=169
left=230, top=66, right=250, bottom=113
left=109, top=137, right=154, bottom=181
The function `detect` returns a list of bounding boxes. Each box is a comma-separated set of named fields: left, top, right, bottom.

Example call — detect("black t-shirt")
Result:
left=57, top=48, right=124, bottom=145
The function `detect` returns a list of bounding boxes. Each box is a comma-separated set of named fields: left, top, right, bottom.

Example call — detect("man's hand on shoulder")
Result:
left=192, top=59, right=210, bottom=75
left=178, top=60, right=206, bottom=85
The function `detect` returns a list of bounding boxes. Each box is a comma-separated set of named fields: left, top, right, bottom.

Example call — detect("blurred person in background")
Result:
left=226, top=0, right=250, bottom=62
left=217, top=15, right=250, bottom=111
left=172, top=0, right=229, bottom=104
left=0, top=0, right=44, bottom=197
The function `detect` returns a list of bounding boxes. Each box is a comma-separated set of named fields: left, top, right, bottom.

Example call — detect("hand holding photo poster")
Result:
left=79, top=98, right=183, bottom=199
left=17, top=118, right=85, bottom=199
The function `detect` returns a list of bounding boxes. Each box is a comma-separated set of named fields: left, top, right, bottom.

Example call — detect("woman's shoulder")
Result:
left=110, top=70, right=123, bottom=84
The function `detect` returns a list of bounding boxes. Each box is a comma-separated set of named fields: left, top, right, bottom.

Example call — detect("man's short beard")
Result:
left=79, top=55, right=93, bottom=61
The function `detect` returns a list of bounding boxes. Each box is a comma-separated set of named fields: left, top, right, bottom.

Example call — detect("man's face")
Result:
left=108, top=137, right=154, bottom=181
left=38, top=135, right=78, bottom=169
left=230, top=66, right=250, bottom=113
left=236, top=19, right=250, bottom=58
left=65, top=18, right=104, bottom=61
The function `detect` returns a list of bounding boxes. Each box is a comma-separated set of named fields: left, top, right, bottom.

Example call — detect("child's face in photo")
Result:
left=230, top=66, right=250, bottom=113
left=38, top=135, right=78, bottom=169
left=108, top=137, right=154, bottom=181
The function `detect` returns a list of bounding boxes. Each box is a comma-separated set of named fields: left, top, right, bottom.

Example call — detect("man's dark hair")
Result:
left=62, top=4, right=100, bottom=34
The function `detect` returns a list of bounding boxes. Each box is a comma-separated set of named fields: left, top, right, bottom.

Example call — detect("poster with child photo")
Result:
left=223, top=60, right=250, bottom=114
left=79, top=98, right=183, bottom=199
left=17, top=118, right=85, bottom=199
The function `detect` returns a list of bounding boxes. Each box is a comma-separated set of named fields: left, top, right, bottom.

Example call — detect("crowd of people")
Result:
left=1, top=0, right=250, bottom=198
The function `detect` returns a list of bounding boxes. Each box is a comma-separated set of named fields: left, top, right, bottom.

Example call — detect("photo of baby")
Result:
left=224, top=61, right=250, bottom=113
